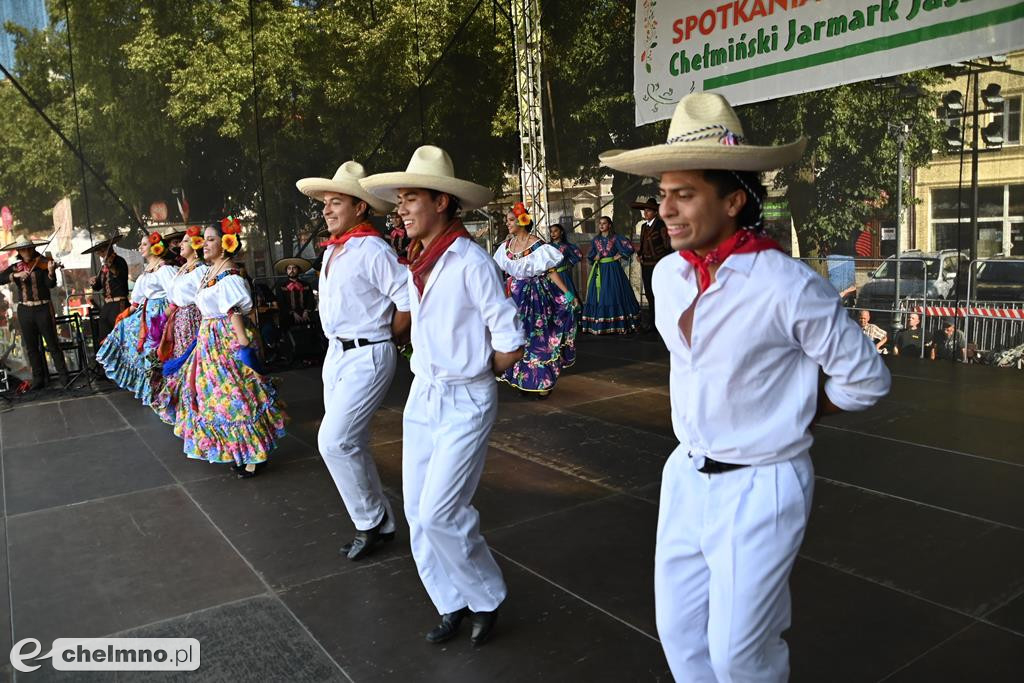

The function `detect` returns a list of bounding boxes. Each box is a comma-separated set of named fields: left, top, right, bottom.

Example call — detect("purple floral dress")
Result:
left=493, top=239, right=577, bottom=393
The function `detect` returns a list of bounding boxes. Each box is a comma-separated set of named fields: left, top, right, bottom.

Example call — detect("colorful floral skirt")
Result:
left=158, top=317, right=286, bottom=466
left=499, top=275, right=577, bottom=393
left=96, top=297, right=169, bottom=405
left=581, top=262, right=641, bottom=335
left=150, top=303, right=204, bottom=420
left=172, top=303, right=202, bottom=358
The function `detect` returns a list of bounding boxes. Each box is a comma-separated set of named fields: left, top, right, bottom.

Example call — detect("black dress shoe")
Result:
left=469, top=608, right=499, bottom=646
left=345, top=511, right=395, bottom=561
left=425, top=608, right=469, bottom=644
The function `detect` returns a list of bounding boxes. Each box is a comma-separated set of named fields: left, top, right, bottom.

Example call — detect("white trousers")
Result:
left=654, top=447, right=814, bottom=683
left=318, top=340, right=397, bottom=533
left=402, top=374, right=507, bottom=614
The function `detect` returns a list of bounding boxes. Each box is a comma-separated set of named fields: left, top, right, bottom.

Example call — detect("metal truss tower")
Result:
left=511, top=0, right=550, bottom=232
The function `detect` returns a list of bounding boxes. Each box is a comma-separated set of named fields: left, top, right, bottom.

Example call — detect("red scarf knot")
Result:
left=406, top=219, right=471, bottom=296
left=320, top=222, right=380, bottom=249
left=284, top=280, right=305, bottom=293
left=680, top=228, right=782, bottom=293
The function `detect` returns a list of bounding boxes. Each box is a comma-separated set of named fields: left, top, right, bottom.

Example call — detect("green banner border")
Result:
left=704, top=3, right=1024, bottom=89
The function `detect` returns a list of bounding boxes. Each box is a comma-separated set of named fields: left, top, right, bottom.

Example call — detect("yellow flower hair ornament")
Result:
left=150, top=243, right=165, bottom=257
left=221, top=233, right=240, bottom=254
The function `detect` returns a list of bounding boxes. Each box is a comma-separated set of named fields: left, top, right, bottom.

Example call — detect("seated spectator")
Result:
left=274, top=258, right=316, bottom=331
left=930, top=318, right=967, bottom=362
left=892, top=312, right=923, bottom=357
left=858, top=310, right=888, bottom=354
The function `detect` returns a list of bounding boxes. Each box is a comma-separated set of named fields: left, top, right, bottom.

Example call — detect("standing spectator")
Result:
left=892, top=313, right=923, bottom=357
left=386, top=211, right=410, bottom=260
left=632, top=196, right=672, bottom=331
left=857, top=310, right=887, bottom=353
left=274, top=258, right=316, bottom=332
left=930, top=318, right=967, bottom=361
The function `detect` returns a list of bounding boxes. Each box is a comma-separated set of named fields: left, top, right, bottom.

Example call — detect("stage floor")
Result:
left=1, top=336, right=1022, bottom=681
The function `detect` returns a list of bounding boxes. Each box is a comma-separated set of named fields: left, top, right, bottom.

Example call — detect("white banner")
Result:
left=634, top=0, right=1024, bottom=125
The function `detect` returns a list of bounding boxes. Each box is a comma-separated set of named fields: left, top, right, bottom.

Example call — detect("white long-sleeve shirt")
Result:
left=131, top=264, right=178, bottom=303
left=318, top=236, right=410, bottom=341
left=653, top=248, right=890, bottom=467
left=409, top=237, right=524, bottom=383
left=196, top=273, right=252, bottom=318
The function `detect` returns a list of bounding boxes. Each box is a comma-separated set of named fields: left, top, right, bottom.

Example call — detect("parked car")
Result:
left=972, top=257, right=1024, bottom=301
left=855, top=249, right=969, bottom=311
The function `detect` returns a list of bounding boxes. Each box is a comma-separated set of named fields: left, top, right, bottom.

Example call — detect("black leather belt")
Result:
left=335, top=337, right=389, bottom=351
left=690, top=453, right=749, bottom=475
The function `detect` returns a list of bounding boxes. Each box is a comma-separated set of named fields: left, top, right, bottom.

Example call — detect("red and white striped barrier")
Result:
left=912, top=305, right=1024, bottom=320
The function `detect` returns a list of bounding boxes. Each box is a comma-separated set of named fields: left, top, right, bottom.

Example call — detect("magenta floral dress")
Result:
left=158, top=270, right=286, bottom=466
left=493, top=239, right=577, bottom=393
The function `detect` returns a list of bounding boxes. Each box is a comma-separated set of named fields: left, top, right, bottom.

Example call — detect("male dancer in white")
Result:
left=601, top=93, right=891, bottom=681
left=296, top=161, right=410, bottom=561
left=364, top=146, right=524, bottom=646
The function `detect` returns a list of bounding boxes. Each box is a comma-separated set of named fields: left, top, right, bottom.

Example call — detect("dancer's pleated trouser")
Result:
left=318, top=339, right=397, bottom=533
left=655, top=447, right=814, bottom=683
left=403, top=374, right=507, bottom=614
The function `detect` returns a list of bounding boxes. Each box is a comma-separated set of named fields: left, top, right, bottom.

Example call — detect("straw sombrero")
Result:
left=81, top=234, right=124, bottom=255
left=1, top=236, right=47, bottom=251
left=362, top=146, right=494, bottom=211
left=274, top=257, right=313, bottom=275
left=297, top=160, right=394, bottom=213
left=600, top=93, right=806, bottom=177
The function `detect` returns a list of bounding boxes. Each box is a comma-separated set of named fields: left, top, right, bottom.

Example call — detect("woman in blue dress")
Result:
left=493, top=205, right=577, bottom=397
left=581, top=216, right=641, bottom=335
left=549, top=223, right=582, bottom=299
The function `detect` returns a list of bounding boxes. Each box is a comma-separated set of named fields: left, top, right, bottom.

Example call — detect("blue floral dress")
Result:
left=581, top=234, right=641, bottom=334
left=493, top=239, right=577, bottom=393
left=551, top=239, right=583, bottom=299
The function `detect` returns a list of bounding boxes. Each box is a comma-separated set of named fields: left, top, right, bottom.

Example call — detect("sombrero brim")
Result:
left=1, top=240, right=48, bottom=251
left=362, top=172, right=494, bottom=211
left=81, top=235, right=125, bottom=254
left=296, top=177, right=394, bottom=213
left=600, top=138, right=807, bottom=177
left=630, top=201, right=659, bottom=210
left=274, top=257, right=313, bottom=275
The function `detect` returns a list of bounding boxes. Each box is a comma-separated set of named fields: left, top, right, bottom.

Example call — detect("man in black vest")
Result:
left=0, top=237, right=70, bottom=389
left=85, top=235, right=130, bottom=343
left=633, top=196, right=672, bottom=331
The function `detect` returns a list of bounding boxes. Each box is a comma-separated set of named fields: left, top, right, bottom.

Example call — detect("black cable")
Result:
left=62, top=0, right=95, bottom=268
left=0, top=61, right=143, bottom=234
left=365, top=0, right=489, bottom=165
left=248, top=0, right=273, bottom=263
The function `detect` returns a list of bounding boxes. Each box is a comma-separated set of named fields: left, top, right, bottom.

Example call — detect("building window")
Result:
left=930, top=184, right=1024, bottom=257
left=995, top=95, right=1021, bottom=146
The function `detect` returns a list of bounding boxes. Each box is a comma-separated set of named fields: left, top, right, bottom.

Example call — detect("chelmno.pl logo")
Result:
left=10, top=638, right=200, bottom=672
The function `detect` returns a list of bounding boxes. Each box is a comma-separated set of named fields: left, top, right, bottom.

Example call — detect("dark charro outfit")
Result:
left=0, top=255, right=69, bottom=388
left=637, top=211, right=672, bottom=323
left=92, top=254, right=131, bottom=342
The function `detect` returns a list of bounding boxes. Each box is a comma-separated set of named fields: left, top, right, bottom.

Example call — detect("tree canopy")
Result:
left=1, top=0, right=944, bottom=256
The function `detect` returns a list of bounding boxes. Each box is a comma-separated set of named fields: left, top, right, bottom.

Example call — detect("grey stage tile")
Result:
left=0, top=523, right=9, bottom=664
left=986, top=589, right=1024, bottom=635
left=489, top=411, right=673, bottom=492
left=488, top=494, right=659, bottom=633
left=104, top=389, right=167, bottom=428
left=8, top=487, right=264, bottom=646
left=801, top=480, right=1024, bottom=617
left=22, top=596, right=345, bottom=682
left=788, top=558, right=970, bottom=683
left=570, top=353, right=671, bottom=393
left=811, top=427, right=1024, bottom=529
left=281, top=559, right=671, bottom=682
left=4, top=429, right=174, bottom=515
left=0, top=395, right=128, bottom=448
left=372, top=442, right=614, bottom=533
left=184, top=458, right=403, bottom=590
left=580, top=335, right=671, bottom=365
left=882, top=622, right=1024, bottom=683
left=564, top=389, right=674, bottom=440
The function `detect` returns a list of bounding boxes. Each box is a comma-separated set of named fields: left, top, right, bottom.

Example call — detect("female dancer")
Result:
left=548, top=223, right=582, bottom=300
left=493, top=203, right=577, bottom=397
left=170, top=219, right=286, bottom=478
left=581, top=216, right=641, bottom=335
left=97, top=231, right=177, bottom=404
left=151, top=226, right=208, bottom=420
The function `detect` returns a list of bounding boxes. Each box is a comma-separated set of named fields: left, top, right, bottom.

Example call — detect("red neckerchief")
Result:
left=320, top=222, right=380, bottom=249
left=406, top=219, right=471, bottom=296
left=680, top=228, right=782, bottom=293
left=283, top=279, right=305, bottom=293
